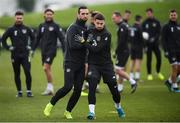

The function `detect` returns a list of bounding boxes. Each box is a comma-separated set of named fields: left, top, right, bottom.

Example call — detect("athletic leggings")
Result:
left=146, top=44, right=161, bottom=74
left=50, top=62, right=85, bottom=112
left=12, top=55, right=31, bottom=91
left=88, top=77, right=120, bottom=105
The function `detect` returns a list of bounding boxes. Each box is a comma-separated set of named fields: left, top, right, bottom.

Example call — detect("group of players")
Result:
left=0, top=5, right=180, bottom=120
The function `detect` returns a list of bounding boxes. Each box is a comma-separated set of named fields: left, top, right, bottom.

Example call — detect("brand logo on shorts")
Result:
left=66, top=68, right=71, bottom=72
left=172, top=57, right=176, bottom=61
left=88, top=71, right=92, bottom=76
left=46, top=57, right=50, bottom=62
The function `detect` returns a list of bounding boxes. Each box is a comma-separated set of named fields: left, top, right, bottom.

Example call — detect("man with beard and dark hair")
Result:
left=162, top=9, right=180, bottom=92
left=142, top=8, right=164, bottom=81
left=33, top=9, right=65, bottom=96
left=86, top=13, right=125, bottom=120
left=82, top=10, right=101, bottom=93
left=2, top=11, right=35, bottom=97
left=43, top=6, right=89, bottom=119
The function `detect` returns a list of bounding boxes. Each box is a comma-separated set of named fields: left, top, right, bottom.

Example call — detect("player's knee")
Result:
left=64, top=84, right=73, bottom=92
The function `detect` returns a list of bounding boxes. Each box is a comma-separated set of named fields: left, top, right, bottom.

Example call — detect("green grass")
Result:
left=0, top=0, right=180, bottom=48
left=0, top=50, right=180, bottom=122
left=0, top=1, right=180, bottom=121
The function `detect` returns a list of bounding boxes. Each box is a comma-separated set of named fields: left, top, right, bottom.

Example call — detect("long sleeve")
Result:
left=28, top=28, right=35, bottom=48
left=56, top=25, right=65, bottom=52
left=86, top=34, right=110, bottom=53
left=2, top=28, right=11, bottom=50
left=115, top=25, right=128, bottom=54
left=32, top=24, right=41, bottom=51
left=67, top=26, right=84, bottom=49
left=161, top=24, right=168, bottom=52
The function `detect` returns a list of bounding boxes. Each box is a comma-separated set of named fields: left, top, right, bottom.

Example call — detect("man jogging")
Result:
left=33, top=9, right=65, bottom=95
left=43, top=6, right=89, bottom=119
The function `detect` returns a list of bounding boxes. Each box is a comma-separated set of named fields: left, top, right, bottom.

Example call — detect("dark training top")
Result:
left=142, top=17, right=161, bottom=45
left=129, top=23, right=144, bottom=50
left=2, top=24, right=35, bottom=56
left=115, top=21, right=129, bottom=54
left=64, top=19, right=87, bottom=64
left=162, top=20, right=180, bottom=53
left=86, top=27, right=113, bottom=65
left=33, top=20, right=65, bottom=56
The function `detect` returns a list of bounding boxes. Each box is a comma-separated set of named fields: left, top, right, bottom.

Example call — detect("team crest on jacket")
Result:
left=41, top=27, right=44, bottom=33
left=22, top=29, right=27, bottom=34
left=49, top=26, right=54, bottom=31
left=96, top=36, right=101, bottom=41
left=177, top=26, right=180, bottom=30
left=153, top=23, right=156, bottom=27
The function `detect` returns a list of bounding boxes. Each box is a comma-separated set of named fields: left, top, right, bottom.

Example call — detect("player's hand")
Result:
left=26, top=46, right=31, bottom=50
left=75, top=34, right=85, bottom=43
left=87, top=34, right=94, bottom=43
left=9, top=46, right=15, bottom=51
left=30, top=50, right=35, bottom=57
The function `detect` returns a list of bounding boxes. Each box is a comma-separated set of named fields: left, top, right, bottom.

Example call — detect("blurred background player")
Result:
left=86, top=13, right=125, bottom=119
left=129, top=15, right=144, bottom=81
left=112, top=11, right=137, bottom=93
left=162, top=9, right=180, bottom=92
left=1, top=11, right=35, bottom=97
left=142, top=8, right=164, bottom=81
left=32, top=9, right=65, bottom=95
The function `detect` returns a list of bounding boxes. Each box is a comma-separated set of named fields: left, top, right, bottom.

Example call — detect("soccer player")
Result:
left=112, top=11, right=137, bottom=93
left=123, top=10, right=131, bottom=23
left=86, top=13, right=125, bottom=120
left=43, top=6, right=89, bottom=119
left=32, top=9, right=65, bottom=95
left=2, top=11, right=35, bottom=97
left=142, top=8, right=164, bottom=81
left=82, top=10, right=101, bottom=93
left=162, top=9, right=180, bottom=92
left=129, top=15, right=144, bottom=81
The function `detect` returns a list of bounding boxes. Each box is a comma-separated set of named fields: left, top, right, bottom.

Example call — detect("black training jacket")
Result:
left=33, top=20, right=65, bottom=56
left=162, top=20, right=180, bottom=53
left=2, top=24, right=35, bottom=56
left=64, top=19, right=87, bottom=64
left=129, top=23, right=144, bottom=50
left=142, top=18, right=161, bottom=45
left=86, top=27, right=113, bottom=65
left=115, top=21, right=129, bottom=54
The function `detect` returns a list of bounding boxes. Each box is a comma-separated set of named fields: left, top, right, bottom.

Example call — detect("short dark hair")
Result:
left=146, top=8, right=153, bottom=13
left=90, top=10, right=99, bottom=18
left=94, top=13, right=105, bottom=20
left=125, top=10, right=131, bottom=14
left=78, top=6, right=88, bottom=14
left=44, top=9, right=54, bottom=14
left=170, top=9, right=176, bottom=13
left=15, top=11, right=24, bottom=16
left=113, top=11, right=121, bottom=17
left=135, top=15, right=142, bottom=21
